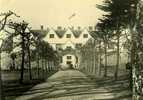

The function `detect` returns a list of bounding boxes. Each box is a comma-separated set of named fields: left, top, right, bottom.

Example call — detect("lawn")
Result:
left=1, top=69, right=57, bottom=100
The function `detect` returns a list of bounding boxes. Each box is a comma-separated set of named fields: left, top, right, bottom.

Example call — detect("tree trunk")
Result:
left=115, top=34, right=120, bottom=80
left=20, top=50, right=25, bottom=83
left=42, top=57, right=45, bottom=78
left=45, top=58, right=48, bottom=72
left=37, top=52, right=40, bottom=79
left=48, top=61, right=50, bottom=72
left=98, top=41, right=102, bottom=76
left=99, top=53, right=102, bottom=75
left=91, top=49, right=94, bottom=74
left=87, top=54, right=90, bottom=73
left=0, top=49, right=5, bottom=100
left=28, top=45, right=32, bottom=80
left=50, top=61, right=52, bottom=71
left=20, top=38, right=25, bottom=83
left=130, top=25, right=138, bottom=99
left=104, top=42, right=107, bottom=77
left=91, top=50, right=93, bottom=74
left=12, top=35, right=15, bottom=70
left=52, top=61, right=54, bottom=71
left=93, top=47, right=96, bottom=74
left=41, top=58, right=44, bottom=70
left=12, top=58, right=15, bottom=70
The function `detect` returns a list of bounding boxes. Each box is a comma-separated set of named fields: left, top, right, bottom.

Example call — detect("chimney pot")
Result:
left=71, top=26, right=74, bottom=30
left=57, top=26, right=62, bottom=30
left=89, top=26, right=93, bottom=30
left=77, top=26, right=81, bottom=30
left=41, top=25, right=44, bottom=30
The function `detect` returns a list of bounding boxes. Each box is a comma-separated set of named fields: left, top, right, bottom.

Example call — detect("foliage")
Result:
left=97, top=0, right=143, bottom=98
left=97, top=0, right=139, bottom=28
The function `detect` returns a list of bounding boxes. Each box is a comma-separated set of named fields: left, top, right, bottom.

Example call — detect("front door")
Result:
left=66, top=61, right=72, bottom=65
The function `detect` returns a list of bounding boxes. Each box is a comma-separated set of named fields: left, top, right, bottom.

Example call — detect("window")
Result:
left=67, top=56, right=72, bottom=59
left=66, top=46, right=72, bottom=49
left=56, top=44, right=62, bottom=50
left=76, top=43, right=82, bottom=47
left=67, top=61, right=72, bottom=64
left=49, top=34, right=54, bottom=38
left=83, top=34, right=88, bottom=38
left=66, top=34, right=71, bottom=38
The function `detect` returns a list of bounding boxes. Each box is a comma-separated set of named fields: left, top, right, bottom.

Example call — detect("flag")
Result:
left=68, top=13, right=76, bottom=20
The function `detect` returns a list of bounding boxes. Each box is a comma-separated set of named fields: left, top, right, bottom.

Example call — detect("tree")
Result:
left=8, top=20, right=33, bottom=83
left=97, top=0, right=143, bottom=98
left=10, top=53, right=17, bottom=70
left=25, top=32, right=32, bottom=80
left=97, top=0, right=140, bottom=80
left=80, top=40, right=95, bottom=74
left=31, top=30, right=58, bottom=79
left=131, top=1, right=143, bottom=99
left=90, top=31, right=104, bottom=76
left=95, top=20, right=114, bottom=77
left=31, top=30, right=47, bottom=78
left=0, top=11, right=19, bottom=100
left=0, top=10, right=19, bottom=100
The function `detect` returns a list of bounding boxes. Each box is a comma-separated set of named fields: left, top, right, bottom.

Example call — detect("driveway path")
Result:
left=15, top=70, right=131, bottom=100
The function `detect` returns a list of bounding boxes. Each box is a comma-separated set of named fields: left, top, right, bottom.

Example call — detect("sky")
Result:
left=0, top=0, right=105, bottom=29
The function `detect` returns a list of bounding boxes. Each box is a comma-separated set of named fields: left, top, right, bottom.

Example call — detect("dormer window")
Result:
left=67, top=56, right=72, bottom=59
left=83, top=34, right=88, bottom=38
left=66, top=34, right=71, bottom=38
left=49, top=34, right=54, bottom=38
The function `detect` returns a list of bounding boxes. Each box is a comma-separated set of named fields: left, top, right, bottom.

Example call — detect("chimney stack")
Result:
left=89, top=26, right=93, bottom=31
left=77, top=26, right=81, bottom=30
left=47, top=27, right=50, bottom=31
left=71, top=26, right=74, bottom=30
left=57, top=26, right=62, bottom=30
left=41, top=25, right=44, bottom=30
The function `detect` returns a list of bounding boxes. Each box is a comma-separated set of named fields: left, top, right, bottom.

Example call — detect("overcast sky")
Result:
left=0, top=0, right=104, bottom=29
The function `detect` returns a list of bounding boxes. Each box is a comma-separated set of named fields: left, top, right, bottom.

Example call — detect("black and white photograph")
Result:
left=0, top=0, right=143, bottom=100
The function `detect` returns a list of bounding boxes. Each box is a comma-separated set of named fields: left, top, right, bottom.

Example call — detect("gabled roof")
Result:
left=31, top=27, right=95, bottom=39
left=72, top=30, right=82, bottom=38
left=69, top=28, right=83, bottom=38
left=55, top=29, right=67, bottom=38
